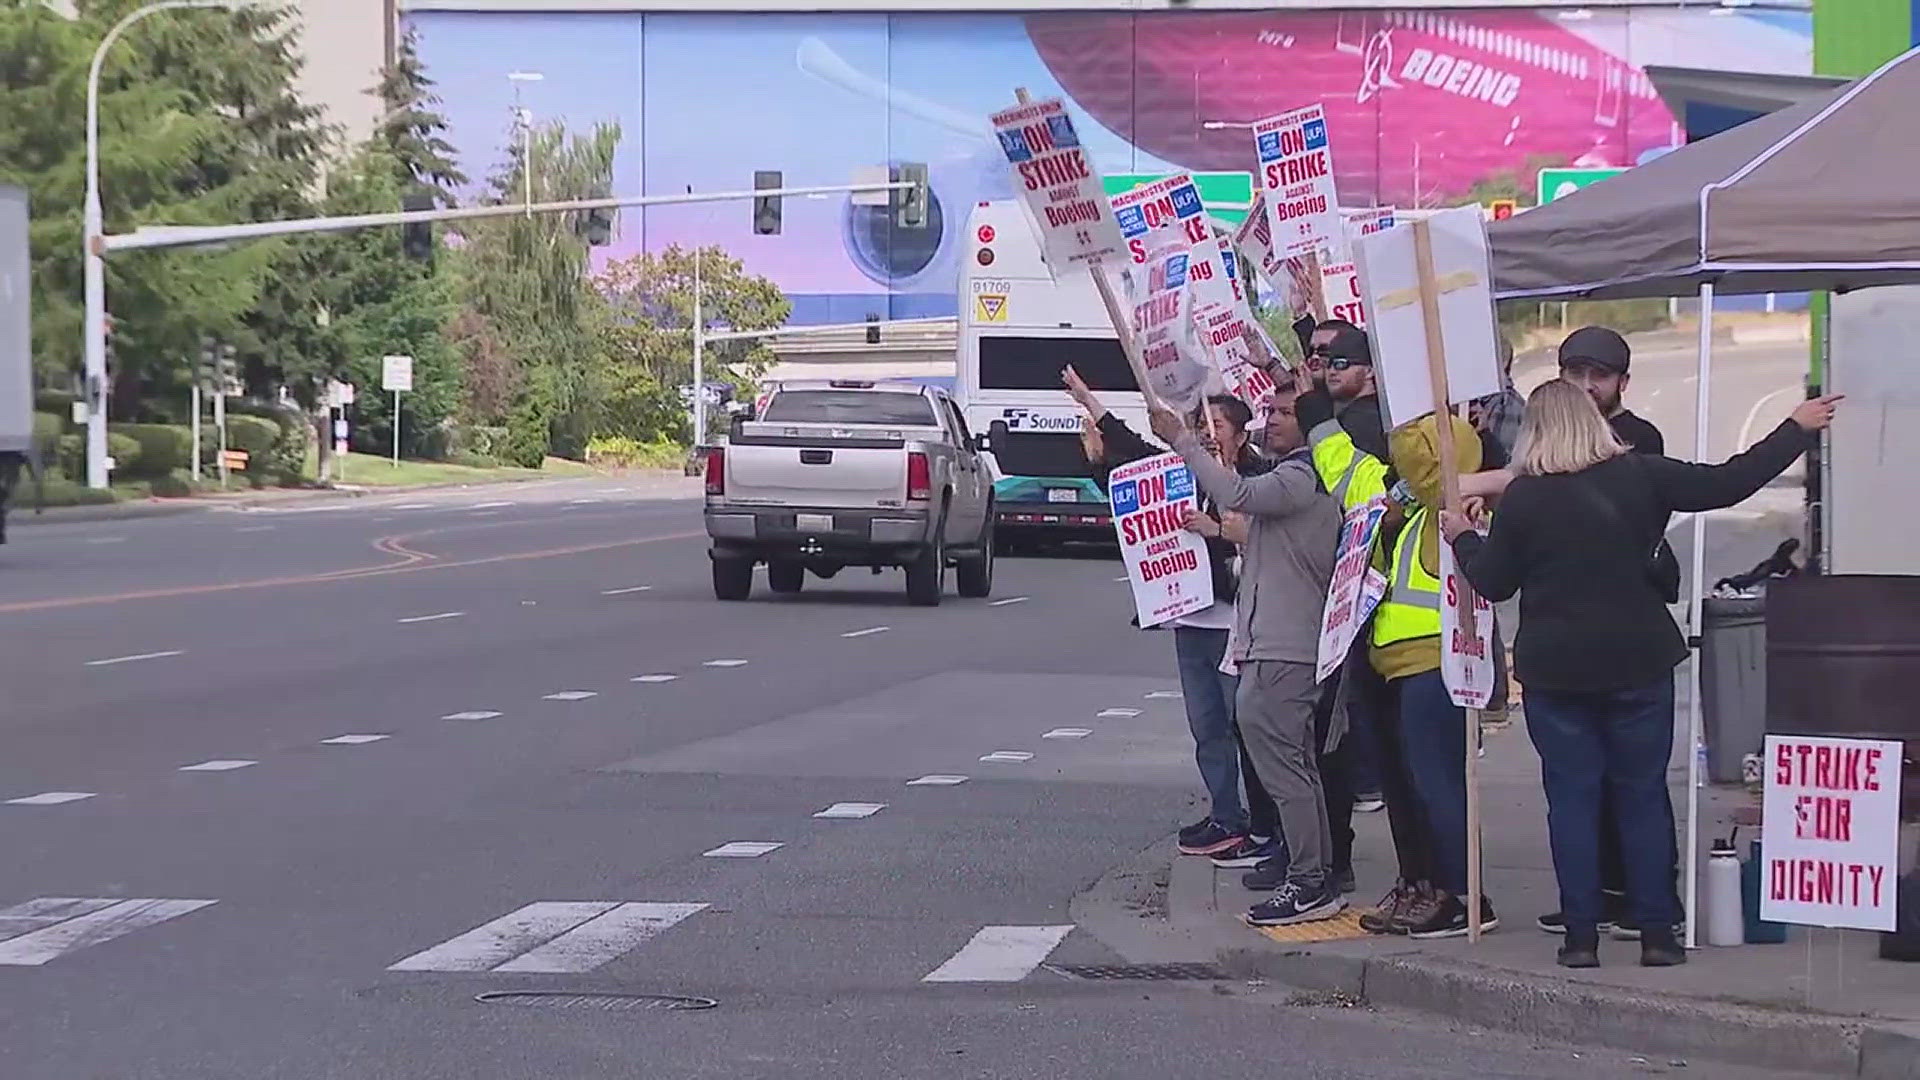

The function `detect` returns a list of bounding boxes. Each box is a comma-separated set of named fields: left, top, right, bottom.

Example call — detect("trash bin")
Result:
left=1701, top=592, right=1767, bottom=784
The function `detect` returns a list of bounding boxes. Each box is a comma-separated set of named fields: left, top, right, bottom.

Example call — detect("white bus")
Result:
left=960, top=200, right=1147, bottom=550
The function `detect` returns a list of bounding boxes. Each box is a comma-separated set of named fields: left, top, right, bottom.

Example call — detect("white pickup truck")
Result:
left=703, top=381, right=995, bottom=606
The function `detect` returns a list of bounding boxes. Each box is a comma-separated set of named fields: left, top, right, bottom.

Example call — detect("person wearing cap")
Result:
left=1559, top=326, right=1663, bottom=455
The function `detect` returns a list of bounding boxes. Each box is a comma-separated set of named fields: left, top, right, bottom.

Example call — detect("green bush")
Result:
left=445, top=450, right=501, bottom=469
left=37, top=477, right=119, bottom=507
left=585, top=435, right=682, bottom=470
left=34, top=390, right=76, bottom=415
left=107, top=432, right=141, bottom=476
left=33, top=411, right=64, bottom=442
left=55, top=433, right=82, bottom=479
left=149, top=468, right=195, bottom=498
left=111, top=423, right=194, bottom=477
left=223, top=416, right=281, bottom=471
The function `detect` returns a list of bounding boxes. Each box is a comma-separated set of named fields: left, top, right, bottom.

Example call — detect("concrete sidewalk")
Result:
left=1082, top=696, right=1920, bottom=1078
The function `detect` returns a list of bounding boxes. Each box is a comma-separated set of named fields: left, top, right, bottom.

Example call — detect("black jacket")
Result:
left=1091, top=412, right=1273, bottom=605
left=1452, top=420, right=1813, bottom=693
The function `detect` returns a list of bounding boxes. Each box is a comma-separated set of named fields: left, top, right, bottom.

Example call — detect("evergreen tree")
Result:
left=369, top=27, right=465, bottom=208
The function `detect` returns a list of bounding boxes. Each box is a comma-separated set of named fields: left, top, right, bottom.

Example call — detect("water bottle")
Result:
left=1704, top=837, right=1745, bottom=946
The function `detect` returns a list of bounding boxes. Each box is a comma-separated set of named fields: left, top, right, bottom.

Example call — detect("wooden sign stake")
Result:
left=1410, top=216, right=1483, bottom=944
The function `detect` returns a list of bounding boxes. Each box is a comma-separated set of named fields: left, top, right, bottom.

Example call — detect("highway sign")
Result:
left=1536, top=167, right=1626, bottom=206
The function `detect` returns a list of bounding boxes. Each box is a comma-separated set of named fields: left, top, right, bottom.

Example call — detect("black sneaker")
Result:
left=1360, top=881, right=1415, bottom=935
left=1639, top=925, right=1687, bottom=967
left=1558, top=926, right=1601, bottom=969
left=1177, top=817, right=1214, bottom=847
left=1537, top=910, right=1617, bottom=936
left=1613, top=920, right=1686, bottom=942
left=1406, top=892, right=1500, bottom=939
left=1177, top=820, right=1243, bottom=857
left=1211, top=836, right=1279, bottom=869
left=1241, top=856, right=1287, bottom=892
left=1246, top=881, right=1346, bottom=927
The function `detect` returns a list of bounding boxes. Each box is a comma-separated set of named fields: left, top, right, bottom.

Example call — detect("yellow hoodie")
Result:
left=1369, top=411, right=1482, bottom=682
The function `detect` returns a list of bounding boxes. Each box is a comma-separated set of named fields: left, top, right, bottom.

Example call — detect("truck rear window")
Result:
left=761, top=391, right=937, bottom=426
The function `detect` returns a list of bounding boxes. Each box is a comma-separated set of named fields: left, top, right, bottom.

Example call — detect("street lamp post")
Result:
left=507, top=71, right=543, bottom=218
left=84, top=0, right=249, bottom=489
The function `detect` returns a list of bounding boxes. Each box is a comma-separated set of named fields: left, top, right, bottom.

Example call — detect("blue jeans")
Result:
left=1174, top=627, right=1261, bottom=835
left=1387, top=669, right=1471, bottom=895
left=1525, top=677, right=1680, bottom=934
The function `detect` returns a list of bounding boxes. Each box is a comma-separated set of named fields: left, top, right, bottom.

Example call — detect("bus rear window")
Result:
left=978, top=336, right=1138, bottom=393
left=761, top=390, right=937, bottom=426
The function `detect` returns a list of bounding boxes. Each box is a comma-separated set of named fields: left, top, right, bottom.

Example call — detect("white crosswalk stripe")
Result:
left=388, top=901, right=708, bottom=974
left=921, top=925, right=1073, bottom=983
left=0, top=897, right=218, bottom=966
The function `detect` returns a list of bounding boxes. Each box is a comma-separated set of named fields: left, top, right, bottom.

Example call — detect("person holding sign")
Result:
left=1440, top=380, right=1839, bottom=968
left=1066, top=368, right=1281, bottom=863
left=1152, top=388, right=1345, bottom=927
left=1361, top=408, right=1498, bottom=940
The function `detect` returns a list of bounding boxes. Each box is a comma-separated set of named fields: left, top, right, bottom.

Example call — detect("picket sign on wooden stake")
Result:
left=1302, top=249, right=1330, bottom=322
left=1409, top=217, right=1483, bottom=943
left=1013, top=86, right=1164, bottom=414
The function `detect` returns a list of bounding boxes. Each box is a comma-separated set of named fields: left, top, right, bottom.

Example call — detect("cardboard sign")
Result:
left=381, top=355, right=414, bottom=393
left=1128, top=242, right=1209, bottom=410
left=1254, top=104, right=1341, bottom=259
left=1109, top=452, right=1214, bottom=627
left=1439, top=541, right=1496, bottom=709
left=1232, top=191, right=1284, bottom=280
left=1317, top=498, right=1390, bottom=683
left=1352, top=205, right=1503, bottom=428
left=1319, top=207, right=1398, bottom=327
left=991, top=97, right=1125, bottom=268
left=1760, top=734, right=1904, bottom=931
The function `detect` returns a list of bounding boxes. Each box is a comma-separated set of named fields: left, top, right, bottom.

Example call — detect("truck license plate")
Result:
left=1046, top=488, right=1078, bottom=504
left=796, top=513, right=833, bottom=533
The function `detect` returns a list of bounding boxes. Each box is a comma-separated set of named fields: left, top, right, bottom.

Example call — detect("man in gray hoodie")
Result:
left=1153, top=385, right=1344, bottom=926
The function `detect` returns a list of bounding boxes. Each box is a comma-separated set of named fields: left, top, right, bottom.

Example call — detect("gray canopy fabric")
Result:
left=1489, top=46, right=1920, bottom=300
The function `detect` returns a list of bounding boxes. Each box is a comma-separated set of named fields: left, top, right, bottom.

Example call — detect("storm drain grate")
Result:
left=475, top=991, right=717, bottom=1012
left=1044, top=963, right=1227, bottom=982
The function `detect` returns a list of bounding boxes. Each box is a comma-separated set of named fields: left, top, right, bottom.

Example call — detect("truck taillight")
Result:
left=704, top=447, right=725, bottom=496
left=906, top=452, right=931, bottom=501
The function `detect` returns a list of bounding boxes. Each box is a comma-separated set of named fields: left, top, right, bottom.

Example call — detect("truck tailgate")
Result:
left=725, top=427, right=911, bottom=508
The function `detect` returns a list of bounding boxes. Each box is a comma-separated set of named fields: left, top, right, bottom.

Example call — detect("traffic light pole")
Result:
left=80, top=178, right=917, bottom=488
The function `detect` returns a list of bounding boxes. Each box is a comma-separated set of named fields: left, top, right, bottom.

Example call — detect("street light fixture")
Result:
left=83, top=0, right=253, bottom=489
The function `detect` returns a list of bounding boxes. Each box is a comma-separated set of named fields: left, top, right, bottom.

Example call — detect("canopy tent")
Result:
left=1480, top=43, right=1920, bottom=949
left=1489, top=45, right=1920, bottom=301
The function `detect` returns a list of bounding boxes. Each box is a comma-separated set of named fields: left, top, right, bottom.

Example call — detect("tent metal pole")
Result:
left=1685, top=281, right=1714, bottom=951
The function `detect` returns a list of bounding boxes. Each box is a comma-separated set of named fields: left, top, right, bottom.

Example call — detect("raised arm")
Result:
left=1641, top=399, right=1835, bottom=513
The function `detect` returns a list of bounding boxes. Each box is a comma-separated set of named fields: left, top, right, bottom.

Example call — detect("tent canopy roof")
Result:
left=1490, top=46, right=1920, bottom=300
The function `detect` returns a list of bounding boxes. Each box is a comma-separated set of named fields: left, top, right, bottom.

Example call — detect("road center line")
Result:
left=989, top=596, right=1029, bottom=607
left=396, top=611, right=465, bottom=624
left=5, top=792, right=96, bottom=806
left=85, top=650, right=184, bottom=668
left=442, top=711, right=502, bottom=721
left=178, top=760, right=256, bottom=772
left=841, top=626, right=890, bottom=638
left=84, top=536, right=127, bottom=545
left=601, top=586, right=653, bottom=596
left=470, top=501, right=515, bottom=510
left=320, top=734, right=390, bottom=745
left=542, top=691, right=598, bottom=702
left=630, top=674, right=678, bottom=684
left=907, top=775, right=969, bottom=786
left=922, top=925, right=1074, bottom=983
left=979, top=751, right=1034, bottom=763
left=704, top=659, right=749, bottom=668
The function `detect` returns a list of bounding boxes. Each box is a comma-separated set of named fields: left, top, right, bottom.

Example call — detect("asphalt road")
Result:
left=0, top=480, right=1818, bottom=1079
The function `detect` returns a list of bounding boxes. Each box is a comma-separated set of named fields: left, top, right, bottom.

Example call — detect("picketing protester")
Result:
left=1462, top=325, right=1679, bottom=937
left=1063, top=366, right=1280, bottom=863
left=1153, top=386, right=1347, bottom=926
left=1441, top=379, right=1841, bottom=968
left=1269, top=322, right=1390, bottom=819
left=1362, top=402, right=1499, bottom=939
left=1467, top=335, right=1522, bottom=726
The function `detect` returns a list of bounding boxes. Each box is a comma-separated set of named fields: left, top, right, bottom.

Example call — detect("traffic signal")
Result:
left=1489, top=199, right=1517, bottom=221
left=865, top=314, right=880, bottom=345
left=752, top=170, right=782, bottom=236
left=401, top=191, right=435, bottom=263
left=578, top=185, right=614, bottom=246
left=895, top=162, right=929, bottom=230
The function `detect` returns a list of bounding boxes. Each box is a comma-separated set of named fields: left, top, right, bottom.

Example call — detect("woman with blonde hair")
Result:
left=1441, top=378, right=1840, bottom=969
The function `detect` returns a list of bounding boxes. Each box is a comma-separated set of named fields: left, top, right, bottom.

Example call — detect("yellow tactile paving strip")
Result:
left=1249, top=906, right=1372, bottom=944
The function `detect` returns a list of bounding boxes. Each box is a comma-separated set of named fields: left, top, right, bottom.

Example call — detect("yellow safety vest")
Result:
left=1371, top=506, right=1443, bottom=648
left=1307, top=418, right=1390, bottom=514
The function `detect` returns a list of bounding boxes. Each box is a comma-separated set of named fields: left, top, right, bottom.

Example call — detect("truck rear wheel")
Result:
left=712, top=558, right=753, bottom=601
left=767, top=560, right=804, bottom=594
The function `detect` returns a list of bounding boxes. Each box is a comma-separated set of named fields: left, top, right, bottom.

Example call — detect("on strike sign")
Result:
left=1109, top=453, right=1213, bottom=627
left=991, top=97, right=1124, bottom=268
left=1254, top=104, right=1341, bottom=259
left=1439, top=541, right=1495, bottom=708
left=1130, top=243, right=1209, bottom=410
left=1761, top=734, right=1903, bottom=931
left=1317, top=499, right=1389, bottom=682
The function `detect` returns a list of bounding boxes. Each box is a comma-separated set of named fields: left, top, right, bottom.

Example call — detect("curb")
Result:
left=1218, top=940, right=1917, bottom=1077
